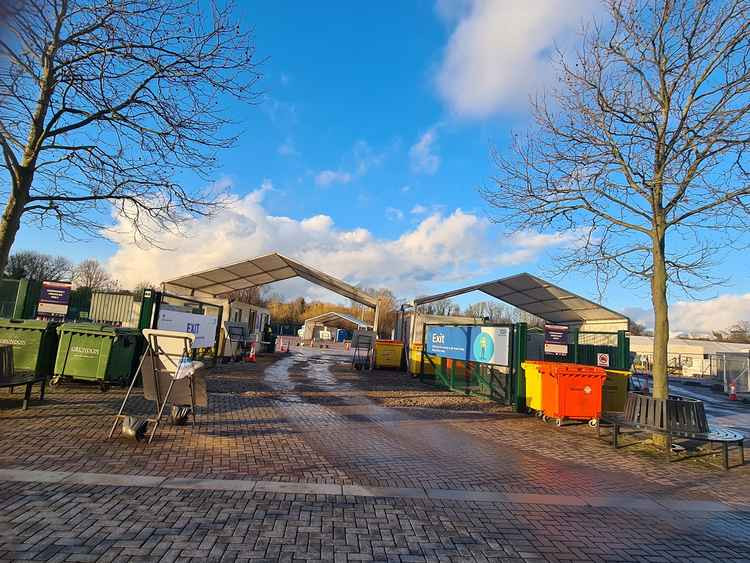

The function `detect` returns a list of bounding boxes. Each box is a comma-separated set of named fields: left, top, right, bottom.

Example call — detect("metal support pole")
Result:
left=513, top=322, right=527, bottom=412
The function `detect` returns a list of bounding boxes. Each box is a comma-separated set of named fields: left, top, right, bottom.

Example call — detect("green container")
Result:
left=54, top=323, right=139, bottom=385
left=0, top=318, right=59, bottom=375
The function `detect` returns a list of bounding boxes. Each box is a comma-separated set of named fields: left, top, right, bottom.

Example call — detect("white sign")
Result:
left=476, top=326, right=510, bottom=366
left=597, top=353, right=610, bottom=367
left=157, top=310, right=218, bottom=349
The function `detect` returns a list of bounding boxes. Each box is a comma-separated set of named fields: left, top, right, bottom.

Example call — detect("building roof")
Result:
left=303, top=311, right=372, bottom=330
left=413, top=273, right=628, bottom=326
left=162, top=253, right=377, bottom=308
left=630, top=335, right=750, bottom=354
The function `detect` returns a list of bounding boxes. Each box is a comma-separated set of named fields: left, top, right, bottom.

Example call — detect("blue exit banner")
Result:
left=425, top=325, right=510, bottom=366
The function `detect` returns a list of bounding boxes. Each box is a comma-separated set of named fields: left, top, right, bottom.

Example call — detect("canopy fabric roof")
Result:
left=303, top=311, right=372, bottom=330
left=162, top=253, right=378, bottom=308
left=413, top=273, right=628, bottom=325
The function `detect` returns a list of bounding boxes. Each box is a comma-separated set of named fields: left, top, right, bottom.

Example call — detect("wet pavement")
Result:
left=0, top=349, right=749, bottom=561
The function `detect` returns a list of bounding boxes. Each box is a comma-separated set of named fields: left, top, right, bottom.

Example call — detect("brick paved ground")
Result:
left=0, top=348, right=749, bottom=561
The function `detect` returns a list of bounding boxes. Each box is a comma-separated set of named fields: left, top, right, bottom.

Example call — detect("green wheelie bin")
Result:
left=0, top=318, right=59, bottom=376
left=54, top=323, right=139, bottom=391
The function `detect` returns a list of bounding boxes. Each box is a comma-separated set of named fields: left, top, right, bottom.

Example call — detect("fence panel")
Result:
left=424, top=354, right=511, bottom=404
left=544, top=331, right=629, bottom=369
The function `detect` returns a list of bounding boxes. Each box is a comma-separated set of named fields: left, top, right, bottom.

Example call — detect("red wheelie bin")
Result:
left=540, top=363, right=607, bottom=427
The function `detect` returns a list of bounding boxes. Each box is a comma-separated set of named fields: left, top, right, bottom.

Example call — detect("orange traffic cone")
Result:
left=729, top=383, right=737, bottom=401
left=247, top=342, right=257, bottom=363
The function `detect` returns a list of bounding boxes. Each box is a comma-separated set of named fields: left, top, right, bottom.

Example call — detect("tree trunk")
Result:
left=650, top=231, right=669, bottom=401
left=650, top=229, right=670, bottom=448
left=0, top=170, right=31, bottom=274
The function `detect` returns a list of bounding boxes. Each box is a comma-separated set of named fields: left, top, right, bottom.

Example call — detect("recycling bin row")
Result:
left=521, top=361, right=625, bottom=427
left=0, top=318, right=138, bottom=389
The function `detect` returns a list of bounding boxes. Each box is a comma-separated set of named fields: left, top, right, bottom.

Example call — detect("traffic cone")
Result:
left=247, top=343, right=256, bottom=363
left=729, top=383, right=737, bottom=401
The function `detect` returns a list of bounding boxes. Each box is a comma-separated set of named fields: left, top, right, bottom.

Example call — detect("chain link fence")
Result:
left=632, top=350, right=750, bottom=388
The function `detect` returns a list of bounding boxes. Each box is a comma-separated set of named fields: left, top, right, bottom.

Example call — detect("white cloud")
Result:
left=106, top=183, right=570, bottom=299
left=409, top=128, right=440, bottom=175
left=411, top=204, right=428, bottom=214
left=353, top=140, right=383, bottom=175
left=385, top=207, right=405, bottom=221
left=314, top=140, right=385, bottom=187
left=435, top=0, right=473, bottom=22
left=626, top=294, right=750, bottom=335
left=401, top=185, right=411, bottom=193
left=315, top=170, right=352, bottom=186
left=435, top=0, right=597, bottom=117
left=277, top=138, right=298, bottom=157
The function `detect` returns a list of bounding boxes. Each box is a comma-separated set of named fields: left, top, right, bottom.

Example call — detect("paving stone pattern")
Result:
left=1, top=480, right=749, bottom=562
left=1, top=349, right=749, bottom=561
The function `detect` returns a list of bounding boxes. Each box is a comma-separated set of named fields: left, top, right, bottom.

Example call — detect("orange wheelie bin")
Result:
left=540, top=363, right=607, bottom=427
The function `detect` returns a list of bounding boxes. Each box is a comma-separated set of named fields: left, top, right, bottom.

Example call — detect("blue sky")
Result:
left=16, top=1, right=750, bottom=332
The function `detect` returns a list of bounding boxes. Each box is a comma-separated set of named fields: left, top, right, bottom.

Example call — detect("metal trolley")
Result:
left=108, top=329, right=207, bottom=444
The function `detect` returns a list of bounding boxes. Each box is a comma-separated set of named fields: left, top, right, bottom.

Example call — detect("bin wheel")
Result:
left=541, top=414, right=549, bottom=423
left=588, top=419, right=599, bottom=428
left=555, top=418, right=563, bottom=427
left=49, top=376, right=61, bottom=387
left=99, top=382, right=110, bottom=393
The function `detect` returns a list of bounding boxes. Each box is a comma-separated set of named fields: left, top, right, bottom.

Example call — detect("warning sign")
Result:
left=597, top=353, right=610, bottom=367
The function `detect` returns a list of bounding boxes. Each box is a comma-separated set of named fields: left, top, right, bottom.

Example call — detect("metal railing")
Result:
left=632, top=351, right=750, bottom=385
left=421, top=353, right=511, bottom=404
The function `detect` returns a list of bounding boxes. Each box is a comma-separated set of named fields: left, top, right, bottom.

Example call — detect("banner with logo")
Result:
left=37, top=280, right=72, bottom=318
left=425, top=325, right=510, bottom=366
left=157, top=309, right=218, bottom=349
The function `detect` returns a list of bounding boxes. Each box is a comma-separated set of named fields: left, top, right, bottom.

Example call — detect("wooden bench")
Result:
left=599, top=392, right=744, bottom=470
left=0, top=345, right=47, bottom=410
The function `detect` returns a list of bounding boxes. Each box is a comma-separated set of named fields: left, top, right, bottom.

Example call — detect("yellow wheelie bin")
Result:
left=602, top=369, right=630, bottom=412
left=521, top=361, right=549, bottom=415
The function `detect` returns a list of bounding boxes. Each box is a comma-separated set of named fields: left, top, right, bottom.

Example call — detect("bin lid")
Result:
left=0, top=318, right=58, bottom=330
left=56, top=322, right=139, bottom=336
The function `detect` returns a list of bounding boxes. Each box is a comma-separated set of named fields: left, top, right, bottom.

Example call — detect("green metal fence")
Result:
left=544, top=330, right=630, bottom=370
left=421, top=353, right=512, bottom=404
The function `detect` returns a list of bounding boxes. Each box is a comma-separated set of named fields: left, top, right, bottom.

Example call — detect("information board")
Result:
left=37, top=280, right=72, bottom=317
left=157, top=309, right=218, bottom=349
left=544, top=324, right=569, bottom=356
left=425, top=325, right=510, bottom=366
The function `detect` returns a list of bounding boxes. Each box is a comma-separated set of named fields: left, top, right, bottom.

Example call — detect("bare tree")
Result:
left=0, top=0, right=259, bottom=271
left=420, top=298, right=459, bottom=317
left=229, top=286, right=267, bottom=307
left=727, top=320, right=750, bottom=342
left=484, top=0, right=750, bottom=405
left=72, top=258, right=116, bottom=290
left=5, top=249, right=71, bottom=279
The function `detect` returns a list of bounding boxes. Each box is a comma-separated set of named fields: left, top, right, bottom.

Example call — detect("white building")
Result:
left=630, top=335, right=750, bottom=378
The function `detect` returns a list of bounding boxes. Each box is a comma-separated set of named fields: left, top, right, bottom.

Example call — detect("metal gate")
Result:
left=419, top=323, right=515, bottom=405
left=422, top=354, right=512, bottom=403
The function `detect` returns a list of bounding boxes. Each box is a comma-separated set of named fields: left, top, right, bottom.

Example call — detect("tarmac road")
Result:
left=668, top=380, right=750, bottom=436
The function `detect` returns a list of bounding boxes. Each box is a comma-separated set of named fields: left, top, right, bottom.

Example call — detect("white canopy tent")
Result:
left=162, top=253, right=382, bottom=330
left=303, top=311, right=372, bottom=330
left=413, top=273, right=629, bottom=331
left=301, top=311, right=373, bottom=342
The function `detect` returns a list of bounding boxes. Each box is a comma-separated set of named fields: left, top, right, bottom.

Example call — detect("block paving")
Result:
left=0, top=348, right=748, bottom=561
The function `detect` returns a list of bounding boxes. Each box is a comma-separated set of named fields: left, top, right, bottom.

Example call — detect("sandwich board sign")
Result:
left=157, top=309, right=218, bottom=349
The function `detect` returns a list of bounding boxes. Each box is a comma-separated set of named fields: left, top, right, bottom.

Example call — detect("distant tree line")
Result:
left=3, top=250, right=156, bottom=296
